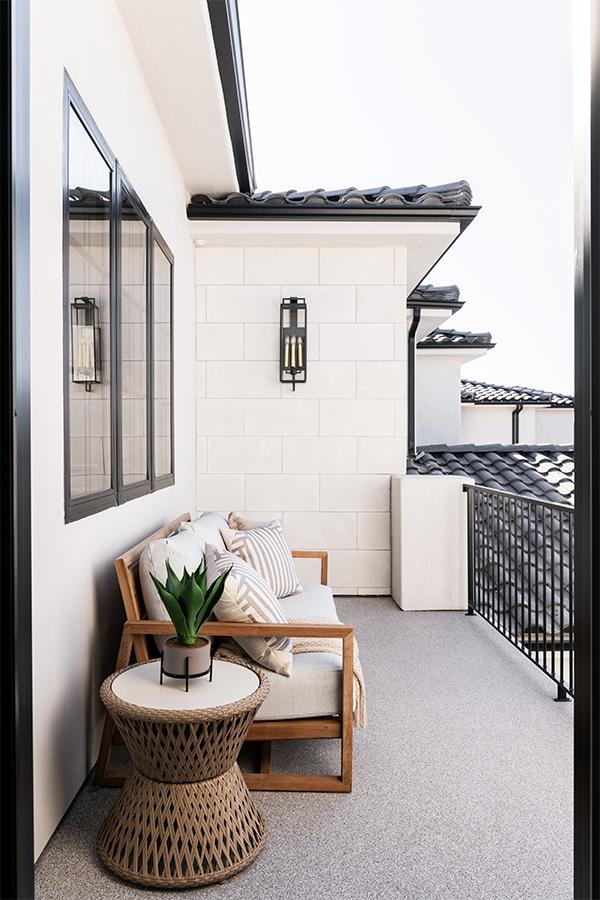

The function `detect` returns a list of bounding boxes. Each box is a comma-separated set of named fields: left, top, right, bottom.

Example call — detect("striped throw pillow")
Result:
left=205, top=544, right=293, bottom=677
left=221, top=521, right=301, bottom=599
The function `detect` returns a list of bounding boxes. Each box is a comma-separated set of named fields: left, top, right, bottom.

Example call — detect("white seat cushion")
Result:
left=279, top=583, right=339, bottom=621
left=255, top=583, right=344, bottom=721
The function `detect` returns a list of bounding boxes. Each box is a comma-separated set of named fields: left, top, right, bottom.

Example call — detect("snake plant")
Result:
left=151, top=561, right=231, bottom=647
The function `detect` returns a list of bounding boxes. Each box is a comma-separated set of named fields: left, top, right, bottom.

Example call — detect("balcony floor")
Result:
left=35, top=597, right=573, bottom=900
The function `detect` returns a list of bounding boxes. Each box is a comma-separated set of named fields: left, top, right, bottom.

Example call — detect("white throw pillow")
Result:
left=178, top=512, right=229, bottom=550
left=139, top=530, right=206, bottom=650
left=206, top=544, right=293, bottom=677
left=221, top=520, right=301, bottom=599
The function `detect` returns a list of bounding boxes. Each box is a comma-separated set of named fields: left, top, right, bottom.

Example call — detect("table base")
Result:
left=97, top=763, right=266, bottom=888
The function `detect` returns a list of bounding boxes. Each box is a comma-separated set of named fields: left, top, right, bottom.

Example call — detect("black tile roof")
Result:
left=407, top=444, right=574, bottom=505
left=407, top=284, right=462, bottom=309
left=407, top=444, right=574, bottom=640
left=418, top=328, right=495, bottom=349
left=461, top=379, right=574, bottom=408
left=190, top=181, right=473, bottom=209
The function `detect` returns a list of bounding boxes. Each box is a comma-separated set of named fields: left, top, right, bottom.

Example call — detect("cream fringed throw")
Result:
left=214, top=617, right=366, bottom=729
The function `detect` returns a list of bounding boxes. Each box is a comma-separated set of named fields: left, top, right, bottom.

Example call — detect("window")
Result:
left=64, top=75, right=174, bottom=522
left=152, top=236, right=174, bottom=485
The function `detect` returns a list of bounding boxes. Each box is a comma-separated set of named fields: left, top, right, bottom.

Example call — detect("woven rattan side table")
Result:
left=97, top=658, right=269, bottom=889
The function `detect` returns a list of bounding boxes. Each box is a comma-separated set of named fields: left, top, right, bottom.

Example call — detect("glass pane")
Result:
left=68, top=107, right=112, bottom=499
left=153, top=242, right=172, bottom=478
left=121, top=191, right=148, bottom=486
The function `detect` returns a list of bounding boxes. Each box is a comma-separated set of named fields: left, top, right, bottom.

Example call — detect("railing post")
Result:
left=465, top=485, right=475, bottom=616
left=555, top=683, right=571, bottom=703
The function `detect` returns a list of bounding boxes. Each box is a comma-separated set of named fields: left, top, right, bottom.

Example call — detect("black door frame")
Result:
left=0, top=0, right=34, bottom=898
left=574, top=3, right=600, bottom=896
left=0, top=2, right=598, bottom=898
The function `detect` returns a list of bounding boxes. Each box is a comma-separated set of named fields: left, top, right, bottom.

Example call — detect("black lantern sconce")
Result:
left=71, top=296, right=101, bottom=392
left=280, top=296, right=307, bottom=391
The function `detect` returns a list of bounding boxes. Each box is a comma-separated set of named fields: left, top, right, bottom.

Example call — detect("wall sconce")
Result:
left=71, top=296, right=101, bottom=392
left=280, top=296, right=307, bottom=391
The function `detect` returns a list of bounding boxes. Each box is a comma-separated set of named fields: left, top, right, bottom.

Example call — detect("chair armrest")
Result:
left=291, top=549, right=328, bottom=586
left=123, top=619, right=352, bottom=639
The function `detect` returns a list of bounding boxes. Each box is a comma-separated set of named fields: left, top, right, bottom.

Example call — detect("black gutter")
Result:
left=418, top=342, right=496, bottom=350
left=462, top=399, right=574, bottom=408
left=407, top=307, right=421, bottom=458
left=511, top=403, right=524, bottom=443
left=187, top=203, right=480, bottom=226
left=407, top=298, right=463, bottom=311
left=207, top=0, right=255, bottom=194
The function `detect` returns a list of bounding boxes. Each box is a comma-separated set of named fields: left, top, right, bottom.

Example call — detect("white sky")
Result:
left=238, top=0, right=574, bottom=394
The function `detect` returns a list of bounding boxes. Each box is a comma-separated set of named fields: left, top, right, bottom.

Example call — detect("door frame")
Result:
left=0, top=0, right=34, bottom=898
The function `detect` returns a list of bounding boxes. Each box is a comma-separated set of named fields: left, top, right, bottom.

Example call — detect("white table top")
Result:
left=112, top=659, right=260, bottom=712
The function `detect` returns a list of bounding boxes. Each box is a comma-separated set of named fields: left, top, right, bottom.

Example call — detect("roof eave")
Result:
left=207, top=0, right=255, bottom=194
left=407, top=298, right=464, bottom=312
left=187, top=203, right=481, bottom=227
left=461, top=399, right=574, bottom=408
left=418, top=342, right=496, bottom=352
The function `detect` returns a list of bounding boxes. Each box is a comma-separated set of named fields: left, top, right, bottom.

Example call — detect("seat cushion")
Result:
left=256, top=583, right=343, bottom=720
left=279, top=583, right=339, bottom=621
left=255, top=650, right=343, bottom=720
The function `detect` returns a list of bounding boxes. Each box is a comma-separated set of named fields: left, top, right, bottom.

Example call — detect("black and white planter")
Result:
left=160, top=636, right=213, bottom=691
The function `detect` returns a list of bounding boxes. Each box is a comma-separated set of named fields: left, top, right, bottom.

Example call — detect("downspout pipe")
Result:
left=407, top=307, right=421, bottom=457
left=512, top=403, right=524, bottom=443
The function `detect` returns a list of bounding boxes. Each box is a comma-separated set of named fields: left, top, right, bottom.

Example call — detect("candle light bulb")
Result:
left=290, top=335, right=296, bottom=369
left=298, top=337, right=303, bottom=369
left=284, top=336, right=290, bottom=369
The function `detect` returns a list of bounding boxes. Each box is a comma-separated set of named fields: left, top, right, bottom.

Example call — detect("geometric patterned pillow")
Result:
left=221, top=521, right=301, bottom=599
left=205, top=544, right=293, bottom=677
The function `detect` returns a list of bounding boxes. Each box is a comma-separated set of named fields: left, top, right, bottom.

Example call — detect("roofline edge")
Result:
left=207, top=0, right=256, bottom=195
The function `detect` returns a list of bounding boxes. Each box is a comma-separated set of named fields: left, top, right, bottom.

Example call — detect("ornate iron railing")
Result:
left=464, top=484, right=574, bottom=700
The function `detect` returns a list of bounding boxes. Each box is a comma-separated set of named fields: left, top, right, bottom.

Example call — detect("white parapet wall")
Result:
left=391, top=474, right=474, bottom=610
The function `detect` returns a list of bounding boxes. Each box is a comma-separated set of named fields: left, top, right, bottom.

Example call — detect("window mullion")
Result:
left=147, top=221, right=155, bottom=491
left=113, top=166, right=122, bottom=503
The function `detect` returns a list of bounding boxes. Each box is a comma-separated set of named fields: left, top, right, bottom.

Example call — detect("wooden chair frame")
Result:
left=95, top=514, right=353, bottom=793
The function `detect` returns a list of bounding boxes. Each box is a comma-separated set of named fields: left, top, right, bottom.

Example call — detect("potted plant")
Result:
left=151, top=560, right=231, bottom=685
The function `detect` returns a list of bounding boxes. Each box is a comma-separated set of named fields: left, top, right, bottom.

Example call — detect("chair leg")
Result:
left=259, top=740, right=272, bottom=774
left=94, top=626, right=134, bottom=786
left=340, top=633, right=354, bottom=792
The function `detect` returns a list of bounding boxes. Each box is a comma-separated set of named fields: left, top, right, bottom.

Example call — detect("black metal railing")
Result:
left=464, top=483, right=574, bottom=700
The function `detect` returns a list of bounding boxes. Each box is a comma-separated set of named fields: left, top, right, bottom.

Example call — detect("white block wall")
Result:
left=195, top=245, right=409, bottom=594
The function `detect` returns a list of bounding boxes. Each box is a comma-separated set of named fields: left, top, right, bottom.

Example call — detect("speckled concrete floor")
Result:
left=35, top=597, right=573, bottom=900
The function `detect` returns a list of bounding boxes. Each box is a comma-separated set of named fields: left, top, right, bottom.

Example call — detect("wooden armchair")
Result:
left=95, top=514, right=354, bottom=793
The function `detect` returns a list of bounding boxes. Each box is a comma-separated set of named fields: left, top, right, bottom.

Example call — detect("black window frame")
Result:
left=63, top=72, right=174, bottom=523
left=150, top=227, right=175, bottom=492
left=116, top=168, right=152, bottom=504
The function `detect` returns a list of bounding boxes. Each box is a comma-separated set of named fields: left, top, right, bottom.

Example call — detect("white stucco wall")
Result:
left=194, top=244, right=410, bottom=594
left=461, top=405, right=574, bottom=445
left=460, top=405, right=512, bottom=444
left=30, top=0, right=196, bottom=857
left=390, top=474, right=472, bottom=610
left=534, top=408, right=574, bottom=444
left=416, top=352, right=464, bottom=446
